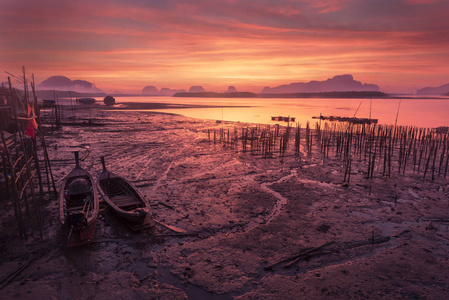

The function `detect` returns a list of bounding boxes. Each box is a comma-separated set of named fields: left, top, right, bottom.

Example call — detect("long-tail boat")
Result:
left=96, top=156, right=152, bottom=231
left=59, top=151, right=99, bottom=246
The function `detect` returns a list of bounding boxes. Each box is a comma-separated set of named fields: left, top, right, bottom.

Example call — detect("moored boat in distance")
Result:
left=271, top=116, right=296, bottom=122
left=76, top=97, right=96, bottom=105
left=96, top=156, right=152, bottom=231
left=42, top=99, right=56, bottom=107
left=312, top=115, right=378, bottom=124
left=59, top=151, right=99, bottom=247
left=433, top=126, right=449, bottom=134
left=103, top=95, right=115, bottom=106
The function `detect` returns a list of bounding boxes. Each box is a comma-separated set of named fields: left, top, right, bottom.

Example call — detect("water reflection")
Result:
left=64, top=96, right=449, bottom=128
left=137, top=97, right=449, bottom=128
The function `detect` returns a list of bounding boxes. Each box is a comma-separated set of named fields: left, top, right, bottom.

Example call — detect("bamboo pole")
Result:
left=1, top=131, right=26, bottom=236
left=16, top=124, right=43, bottom=239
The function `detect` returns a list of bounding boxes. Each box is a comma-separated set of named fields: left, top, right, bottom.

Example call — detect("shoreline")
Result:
left=38, top=89, right=449, bottom=100
left=101, top=102, right=253, bottom=110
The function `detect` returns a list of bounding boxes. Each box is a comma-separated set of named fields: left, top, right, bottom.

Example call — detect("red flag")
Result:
left=26, top=121, right=35, bottom=139
left=26, top=104, right=37, bottom=139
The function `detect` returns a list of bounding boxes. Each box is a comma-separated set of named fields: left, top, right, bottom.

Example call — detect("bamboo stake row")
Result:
left=207, top=121, right=449, bottom=181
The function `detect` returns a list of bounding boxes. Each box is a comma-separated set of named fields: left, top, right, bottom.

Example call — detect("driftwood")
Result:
left=265, top=236, right=391, bottom=271
left=341, top=236, right=391, bottom=250
left=157, top=202, right=176, bottom=211
left=264, top=241, right=335, bottom=271
left=135, top=183, right=151, bottom=188
left=0, top=260, right=34, bottom=289
left=0, top=248, right=59, bottom=289
left=422, top=218, right=449, bottom=223
left=289, top=237, right=391, bottom=268
left=153, top=219, right=188, bottom=234
left=19, top=248, right=59, bottom=285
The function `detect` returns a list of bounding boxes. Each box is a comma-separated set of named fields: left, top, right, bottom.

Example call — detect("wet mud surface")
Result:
left=1, top=108, right=449, bottom=299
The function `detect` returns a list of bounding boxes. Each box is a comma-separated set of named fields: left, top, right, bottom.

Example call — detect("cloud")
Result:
left=1, top=0, right=449, bottom=93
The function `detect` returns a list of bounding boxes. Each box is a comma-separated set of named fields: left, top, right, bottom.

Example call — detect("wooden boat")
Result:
left=76, top=97, right=95, bottom=105
left=59, top=151, right=99, bottom=247
left=96, top=156, right=152, bottom=231
left=271, top=116, right=296, bottom=122
left=312, top=115, right=378, bottom=124
left=42, top=99, right=56, bottom=107
left=103, top=95, right=115, bottom=106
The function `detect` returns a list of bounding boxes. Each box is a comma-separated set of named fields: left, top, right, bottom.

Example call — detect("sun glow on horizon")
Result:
left=1, top=0, right=449, bottom=94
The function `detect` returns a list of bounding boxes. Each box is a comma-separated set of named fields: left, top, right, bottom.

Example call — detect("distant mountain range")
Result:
left=261, top=75, right=379, bottom=94
left=416, top=83, right=449, bottom=95
left=142, top=85, right=186, bottom=96
left=35, top=74, right=449, bottom=97
left=175, top=91, right=387, bottom=99
left=142, top=86, right=208, bottom=96
left=37, top=76, right=104, bottom=93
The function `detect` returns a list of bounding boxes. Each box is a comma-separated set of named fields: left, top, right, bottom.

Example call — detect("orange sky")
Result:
left=1, top=0, right=449, bottom=94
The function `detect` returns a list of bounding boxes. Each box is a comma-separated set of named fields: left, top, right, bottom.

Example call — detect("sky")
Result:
left=1, top=0, right=449, bottom=94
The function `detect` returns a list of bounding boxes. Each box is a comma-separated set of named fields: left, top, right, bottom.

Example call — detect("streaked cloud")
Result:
left=1, top=0, right=448, bottom=93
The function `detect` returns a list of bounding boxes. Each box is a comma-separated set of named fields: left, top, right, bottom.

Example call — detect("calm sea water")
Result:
left=62, top=96, right=449, bottom=128
left=107, top=96, right=449, bottom=128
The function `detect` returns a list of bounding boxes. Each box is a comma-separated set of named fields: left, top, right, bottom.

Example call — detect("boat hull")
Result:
left=96, top=170, right=152, bottom=231
left=59, top=167, right=99, bottom=247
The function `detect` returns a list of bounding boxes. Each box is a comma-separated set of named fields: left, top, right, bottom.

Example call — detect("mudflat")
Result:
left=1, top=107, right=449, bottom=299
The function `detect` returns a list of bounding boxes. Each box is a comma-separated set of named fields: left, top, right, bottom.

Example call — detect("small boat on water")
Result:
left=42, top=99, right=56, bottom=107
left=103, top=95, right=115, bottom=106
left=76, top=97, right=96, bottom=105
left=271, top=116, right=296, bottom=122
left=312, top=115, right=378, bottom=125
left=96, top=156, right=152, bottom=231
left=59, top=151, right=99, bottom=247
